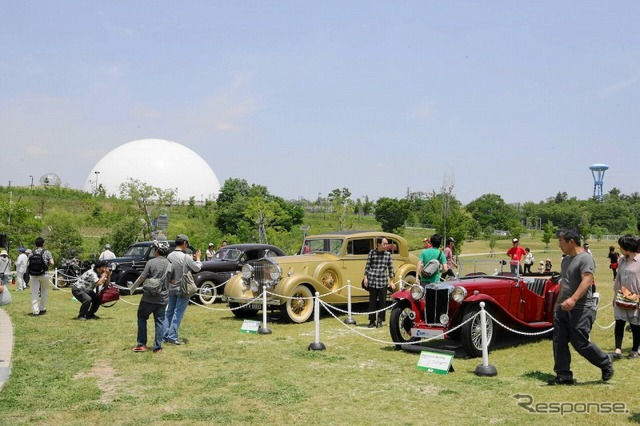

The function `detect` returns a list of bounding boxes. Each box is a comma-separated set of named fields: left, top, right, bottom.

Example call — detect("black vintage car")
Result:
left=108, top=241, right=193, bottom=294
left=193, top=244, right=286, bottom=305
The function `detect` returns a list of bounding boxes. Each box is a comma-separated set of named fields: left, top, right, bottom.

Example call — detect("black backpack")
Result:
left=28, top=251, right=47, bottom=276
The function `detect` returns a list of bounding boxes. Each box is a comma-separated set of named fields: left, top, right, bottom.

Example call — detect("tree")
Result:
left=328, top=188, right=354, bottom=231
left=542, top=221, right=556, bottom=252
left=375, top=198, right=409, bottom=234
left=46, top=210, right=84, bottom=261
left=466, top=194, right=519, bottom=231
left=119, top=179, right=175, bottom=240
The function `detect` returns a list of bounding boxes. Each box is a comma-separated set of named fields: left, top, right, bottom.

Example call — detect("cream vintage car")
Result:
left=223, top=231, right=419, bottom=323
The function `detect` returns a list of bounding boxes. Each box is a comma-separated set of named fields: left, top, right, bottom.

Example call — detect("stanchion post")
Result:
left=308, top=292, right=326, bottom=351
left=344, top=279, right=356, bottom=325
left=474, top=302, right=497, bottom=376
left=258, top=286, right=272, bottom=335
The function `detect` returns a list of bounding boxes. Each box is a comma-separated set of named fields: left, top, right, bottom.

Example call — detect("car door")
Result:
left=341, top=237, right=373, bottom=296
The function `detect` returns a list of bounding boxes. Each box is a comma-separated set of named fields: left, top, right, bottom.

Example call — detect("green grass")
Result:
left=0, top=238, right=638, bottom=425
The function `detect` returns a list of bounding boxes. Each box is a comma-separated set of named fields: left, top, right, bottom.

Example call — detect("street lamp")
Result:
left=29, top=175, right=33, bottom=190
left=94, top=171, right=100, bottom=194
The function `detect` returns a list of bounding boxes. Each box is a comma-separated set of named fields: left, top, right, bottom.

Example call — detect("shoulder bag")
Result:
left=180, top=254, right=198, bottom=298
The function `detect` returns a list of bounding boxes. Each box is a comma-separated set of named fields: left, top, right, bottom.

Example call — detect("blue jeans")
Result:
left=163, top=288, right=189, bottom=341
left=137, top=301, right=166, bottom=350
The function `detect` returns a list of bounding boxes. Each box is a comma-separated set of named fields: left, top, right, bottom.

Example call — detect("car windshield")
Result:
left=303, top=238, right=343, bottom=255
left=214, top=248, right=242, bottom=261
left=123, top=246, right=148, bottom=257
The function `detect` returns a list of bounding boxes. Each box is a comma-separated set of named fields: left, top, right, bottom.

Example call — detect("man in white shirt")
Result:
left=99, top=244, right=116, bottom=261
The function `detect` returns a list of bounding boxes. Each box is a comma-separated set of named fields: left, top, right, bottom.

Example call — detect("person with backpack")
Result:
left=417, top=234, right=448, bottom=286
left=71, top=260, right=111, bottom=321
left=130, top=241, right=173, bottom=353
left=28, top=237, right=55, bottom=316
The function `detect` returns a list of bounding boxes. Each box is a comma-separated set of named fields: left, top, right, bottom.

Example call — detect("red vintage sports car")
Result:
left=389, top=262, right=562, bottom=357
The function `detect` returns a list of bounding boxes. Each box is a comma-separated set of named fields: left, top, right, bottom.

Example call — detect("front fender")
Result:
left=391, top=288, right=421, bottom=312
left=193, top=270, right=224, bottom=287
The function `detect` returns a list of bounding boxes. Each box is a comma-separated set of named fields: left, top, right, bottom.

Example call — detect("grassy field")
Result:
left=0, top=236, right=638, bottom=425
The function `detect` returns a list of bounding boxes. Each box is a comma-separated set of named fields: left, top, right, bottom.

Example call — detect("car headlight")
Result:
left=250, top=280, right=260, bottom=293
left=241, top=264, right=253, bottom=279
left=439, top=314, right=449, bottom=324
left=269, top=265, right=282, bottom=281
left=450, top=287, right=467, bottom=303
left=410, top=285, right=424, bottom=301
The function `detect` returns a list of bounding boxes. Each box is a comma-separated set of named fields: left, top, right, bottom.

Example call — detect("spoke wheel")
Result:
left=389, top=300, right=419, bottom=348
left=461, top=304, right=494, bottom=358
left=320, top=270, right=338, bottom=291
left=281, top=285, right=314, bottom=323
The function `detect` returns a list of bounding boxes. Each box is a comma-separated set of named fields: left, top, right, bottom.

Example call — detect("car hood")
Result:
left=107, top=256, right=144, bottom=264
left=269, top=253, right=340, bottom=266
left=199, top=259, right=240, bottom=273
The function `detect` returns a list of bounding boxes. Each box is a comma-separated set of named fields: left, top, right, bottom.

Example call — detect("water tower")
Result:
left=589, top=164, right=609, bottom=201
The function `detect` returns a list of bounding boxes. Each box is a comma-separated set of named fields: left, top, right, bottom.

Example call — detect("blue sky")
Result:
left=1, top=1, right=638, bottom=204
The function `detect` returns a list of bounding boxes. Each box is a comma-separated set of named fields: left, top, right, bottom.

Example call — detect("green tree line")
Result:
left=1, top=181, right=638, bottom=262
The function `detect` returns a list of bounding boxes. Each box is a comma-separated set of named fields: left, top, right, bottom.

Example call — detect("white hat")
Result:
left=0, top=249, right=7, bottom=256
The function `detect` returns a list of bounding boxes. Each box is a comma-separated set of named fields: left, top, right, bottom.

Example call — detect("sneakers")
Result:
left=626, top=351, right=639, bottom=359
left=77, top=316, right=87, bottom=321
left=133, top=345, right=147, bottom=352
left=87, top=314, right=101, bottom=320
left=376, top=321, right=383, bottom=328
left=164, top=339, right=182, bottom=345
left=602, top=354, right=614, bottom=382
left=547, top=376, right=576, bottom=386
left=38, top=310, right=47, bottom=316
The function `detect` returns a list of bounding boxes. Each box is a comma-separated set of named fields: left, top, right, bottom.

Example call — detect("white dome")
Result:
left=83, top=139, right=220, bottom=201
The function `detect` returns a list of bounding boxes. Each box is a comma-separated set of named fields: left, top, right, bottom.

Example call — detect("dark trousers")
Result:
left=71, top=288, right=100, bottom=318
left=368, top=286, right=387, bottom=323
left=615, top=320, right=640, bottom=352
left=137, top=301, right=167, bottom=351
left=552, top=307, right=610, bottom=379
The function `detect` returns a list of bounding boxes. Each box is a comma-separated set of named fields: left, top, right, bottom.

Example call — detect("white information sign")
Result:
left=416, top=350, right=453, bottom=375
left=240, top=320, right=261, bottom=334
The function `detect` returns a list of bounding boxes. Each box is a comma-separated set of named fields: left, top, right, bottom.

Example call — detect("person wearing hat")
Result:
left=131, top=241, right=173, bottom=353
left=163, top=235, right=201, bottom=345
left=442, top=237, right=458, bottom=279
left=71, top=260, right=111, bottom=321
left=205, top=243, right=216, bottom=261
left=422, top=237, right=432, bottom=249
left=99, top=244, right=116, bottom=261
left=506, top=238, right=527, bottom=274
left=583, top=243, right=592, bottom=255
left=0, top=249, right=11, bottom=289
left=15, top=247, right=29, bottom=291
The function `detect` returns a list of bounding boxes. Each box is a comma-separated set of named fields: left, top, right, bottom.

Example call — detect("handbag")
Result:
left=180, top=255, right=198, bottom=298
left=615, top=287, right=639, bottom=310
left=98, top=283, right=120, bottom=307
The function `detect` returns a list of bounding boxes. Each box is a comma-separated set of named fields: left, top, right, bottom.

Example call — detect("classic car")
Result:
left=223, top=231, right=419, bottom=323
left=389, top=261, right=561, bottom=357
left=193, top=244, right=286, bottom=305
left=108, top=240, right=193, bottom=294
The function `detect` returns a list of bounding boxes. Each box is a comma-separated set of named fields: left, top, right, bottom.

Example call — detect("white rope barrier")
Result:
left=318, top=298, right=478, bottom=346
